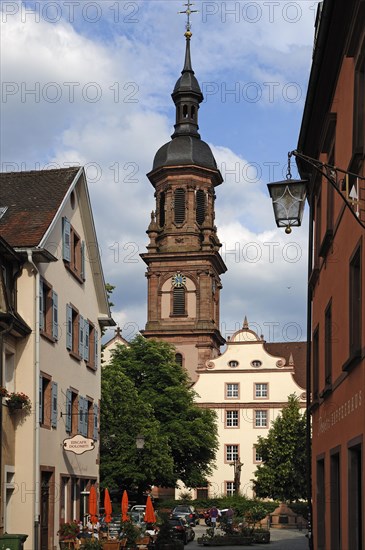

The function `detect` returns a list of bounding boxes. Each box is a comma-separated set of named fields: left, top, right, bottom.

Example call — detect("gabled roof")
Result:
left=264, top=341, right=306, bottom=390
left=0, top=168, right=80, bottom=247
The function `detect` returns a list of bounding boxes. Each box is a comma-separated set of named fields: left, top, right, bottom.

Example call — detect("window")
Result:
left=255, top=410, right=268, bottom=428
left=159, top=192, right=165, bottom=227
left=66, top=389, right=78, bottom=435
left=317, top=458, right=326, bottom=550
left=66, top=304, right=81, bottom=358
left=325, top=300, right=332, bottom=386
left=62, top=217, right=85, bottom=282
left=255, top=383, right=268, bottom=398
left=254, top=446, right=263, bottom=463
left=174, top=189, right=185, bottom=224
left=313, top=326, right=319, bottom=401
left=349, top=246, right=361, bottom=357
left=4, top=349, right=15, bottom=393
left=196, top=488, right=208, bottom=499
left=228, top=360, right=239, bottom=368
left=175, top=353, right=183, bottom=368
left=330, top=452, right=341, bottom=550
left=84, top=320, right=98, bottom=370
left=251, top=360, right=262, bottom=368
left=353, top=41, right=365, bottom=154
left=226, top=383, right=239, bottom=398
left=196, top=190, right=206, bottom=225
left=226, top=445, right=239, bottom=462
left=39, top=375, right=57, bottom=429
left=348, top=442, right=363, bottom=550
left=172, top=287, right=185, bottom=315
left=226, top=410, right=239, bottom=427
left=39, top=279, right=58, bottom=341
left=226, top=481, right=235, bottom=496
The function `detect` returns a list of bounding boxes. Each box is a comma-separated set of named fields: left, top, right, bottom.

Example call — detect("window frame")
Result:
left=225, top=410, right=239, bottom=428
left=225, top=383, right=239, bottom=399
left=225, top=444, right=239, bottom=463
left=62, top=217, right=85, bottom=284
left=39, top=278, right=58, bottom=342
left=254, top=409, right=268, bottom=428
left=254, top=382, right=269, bottom=399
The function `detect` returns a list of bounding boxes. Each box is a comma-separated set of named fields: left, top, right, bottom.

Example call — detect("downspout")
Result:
left=27, top=251, right=40, bottom=550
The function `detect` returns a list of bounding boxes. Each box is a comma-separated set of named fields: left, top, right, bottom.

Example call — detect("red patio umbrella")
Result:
left=121, top=490, right=129, bottom=522
left=89, top=485, right=98, bottom=525
left=104, top=488, right=112, bottom=523
left=144, top=495, right=156, bottom=524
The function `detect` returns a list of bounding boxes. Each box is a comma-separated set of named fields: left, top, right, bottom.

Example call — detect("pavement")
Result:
left=189, top=524, right=310, bottom=550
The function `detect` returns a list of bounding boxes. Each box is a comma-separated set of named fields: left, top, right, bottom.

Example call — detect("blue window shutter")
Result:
left=62, top=217, right=71, bottom=261
left=39, top=375, right=43, bottom=424
left=94, top=329, right=99, bottom=369
left=39, top=281, right=44, bottom=331
left=84, top=399, right=89, bottom=437
left=79, top=316, right=84, bottom=358
left=84, top=321, right=90, bottom=362
left=93, top=403, right=98, bottom=440
left=66, top=305, right=72, bottom=350
left=78, top=396, right=83, bottom=434
left=81, top=241, right=85, bottom=281
left=52, top=291, right=58, bottom=340
left=51, top=382, right=58, bottom=428
left=66, top=389, right=72, bottom=433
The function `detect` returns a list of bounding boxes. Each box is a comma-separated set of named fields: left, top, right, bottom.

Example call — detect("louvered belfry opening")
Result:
left=159, top=191, right=165, bottom=227
left=174, top=188, right=186, bottom=224
left=196, top=189, right=206, bottom=225
left=175, top=353, right=183, bottom=367
left=173, top=286, right=185, bottom=315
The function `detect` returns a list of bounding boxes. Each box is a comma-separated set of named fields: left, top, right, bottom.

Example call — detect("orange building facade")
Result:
left=297, top=2, right=365, bottom=549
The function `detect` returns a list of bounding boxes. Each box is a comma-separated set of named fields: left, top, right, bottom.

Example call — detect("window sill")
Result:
left=64, top=261, right=84, bottom=284
left=86, top=362, right=97, bottom=372
left=342, top=350, right=362, bottom=372
left=40, top=423, right=51, bottom=430
left=40, top=331, right=56, bottom=344
left=69, top=350, right=82, bottom=362
left=170, top=314, right=188, bottom=318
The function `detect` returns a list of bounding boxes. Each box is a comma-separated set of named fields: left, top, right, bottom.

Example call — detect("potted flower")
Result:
left=0, top=386, right=9, bottom=398
left=6, top=391, right=31, bottom=413
left=58, top=521, right=80, bottom=549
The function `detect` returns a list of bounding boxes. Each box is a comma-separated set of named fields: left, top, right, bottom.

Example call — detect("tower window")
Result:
left=183, top=105, right=188, bottom=118
left=159, top=192, right=165, bottom=227
left=196, top=190, right=206, bottom=225
left=174, top=188, right=186, bottom=224
left=175, top=353, right=183, bottom=368
left=173, top=286, right=185, bottom=315
left=191, top=105, right=196, bottom=119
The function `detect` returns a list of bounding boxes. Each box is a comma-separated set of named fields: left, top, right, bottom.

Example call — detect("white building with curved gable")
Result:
left=179, top=318, right=306, bottom=499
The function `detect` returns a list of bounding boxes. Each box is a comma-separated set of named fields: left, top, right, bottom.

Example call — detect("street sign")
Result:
left=63, top=434, right=95, bottom=455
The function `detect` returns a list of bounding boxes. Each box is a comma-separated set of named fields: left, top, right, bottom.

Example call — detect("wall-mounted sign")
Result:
left=63, top=434, right=95, bottom=455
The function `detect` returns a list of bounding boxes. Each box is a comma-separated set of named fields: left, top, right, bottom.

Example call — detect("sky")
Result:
left=1, top=0, right=319, bottom=344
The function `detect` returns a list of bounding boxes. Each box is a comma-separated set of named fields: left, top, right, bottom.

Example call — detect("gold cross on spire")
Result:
left=179, top=1, right=198, bottom=38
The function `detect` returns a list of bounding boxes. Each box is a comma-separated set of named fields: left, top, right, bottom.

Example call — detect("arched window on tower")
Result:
left=183, top=105, right=188, bottom=118
left=191, top=105, right=196, bottom=120
left=175, top=353, right=183, bottom=368
left=174, top=188, right=186, bottom=224
left=159, top=192, right=165, bottom=227
left=173, top=286, right=185, bottom=315
left=196, top=190, right=206, bottom=225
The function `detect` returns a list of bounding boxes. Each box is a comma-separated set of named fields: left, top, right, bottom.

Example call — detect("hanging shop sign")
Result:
left=63, top=434, right=95, bottom=455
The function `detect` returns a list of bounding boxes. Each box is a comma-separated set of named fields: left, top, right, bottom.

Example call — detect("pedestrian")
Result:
left=209, top=506, right=219, bottom=529
left=226, top=507, right=234, bottom=533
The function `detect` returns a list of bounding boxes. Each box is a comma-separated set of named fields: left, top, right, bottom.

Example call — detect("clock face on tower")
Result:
left=171, top=272, right=186, bottom=287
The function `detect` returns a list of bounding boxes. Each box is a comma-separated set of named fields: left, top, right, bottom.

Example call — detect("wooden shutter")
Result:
left=79, top=316, right=84, bottom=358
left=39, top=375, right=43, bottom=425
left=52, top=291, right=58, bottom=340
left=81, top=241, right=85, bottom=281
left=84, top=321, right=90, bottom=362
left=173, top=287, right=185, bottom=315
left=93, top=403, right=98, bottom=440
left=174, top=189, right=186, bottom=224
left=51, top=382, right=58, bottom=428
left=62, top=217, right=71, bottom=262
left=196, top=190, right=206, bottom=225
left=66, top=305, right=72, bottom=350
left=39, top=281, right=44, bottom=331
left=94, top=329, right=99, bottom=369
left=66, top=389, right=72, bottom=433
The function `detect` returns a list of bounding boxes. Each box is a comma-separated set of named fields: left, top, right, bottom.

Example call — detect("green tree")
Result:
left=252, top=394, right=307, bottom=502
left=104, top=336, right=219, bottom=488
left=100, top=363, right=174, bottom=492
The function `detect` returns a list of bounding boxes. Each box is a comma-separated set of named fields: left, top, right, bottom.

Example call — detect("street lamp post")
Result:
left=136, top=433, right=145, bottom=504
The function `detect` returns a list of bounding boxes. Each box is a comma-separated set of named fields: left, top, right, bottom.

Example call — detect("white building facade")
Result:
left=179, top=321, right=306, bottom=499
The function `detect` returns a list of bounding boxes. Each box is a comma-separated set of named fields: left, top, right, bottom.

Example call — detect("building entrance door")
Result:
left=40, top=472, right=52, bottom=550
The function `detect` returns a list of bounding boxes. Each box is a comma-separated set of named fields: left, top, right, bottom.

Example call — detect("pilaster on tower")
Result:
left=140, top=28, right=226, bottom=382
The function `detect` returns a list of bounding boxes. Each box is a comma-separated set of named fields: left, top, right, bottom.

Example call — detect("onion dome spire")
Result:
left=172, top=3, right=203, bottom=138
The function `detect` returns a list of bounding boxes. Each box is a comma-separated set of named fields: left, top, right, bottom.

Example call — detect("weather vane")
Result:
left=179, top=0, right=198, bottom=37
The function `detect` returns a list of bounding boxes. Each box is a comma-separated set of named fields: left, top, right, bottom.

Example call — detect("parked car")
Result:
left=169, top=517, right=195, bottom=544
left=171, top=505, right=199, bottom=526
left=99, top=515, right=122, bottom=539
left=130, top=504, right=147, bottom=513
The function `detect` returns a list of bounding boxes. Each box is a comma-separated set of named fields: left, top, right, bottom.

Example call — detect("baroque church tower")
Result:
left=141, top=22, right=226, bottom=380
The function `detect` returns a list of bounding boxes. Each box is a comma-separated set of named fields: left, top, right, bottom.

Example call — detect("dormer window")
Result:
left=228, top=360, right=239, bottom=368
left=251, top=360, right=262, bottom=368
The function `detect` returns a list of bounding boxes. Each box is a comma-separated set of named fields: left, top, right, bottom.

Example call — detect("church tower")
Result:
left=141, top=19, right=226, bottom=380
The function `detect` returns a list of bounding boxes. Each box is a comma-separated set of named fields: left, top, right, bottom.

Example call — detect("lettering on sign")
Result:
left=317, top=390, right=362, bottom=436
left=63, top=434, right=95, bottom=455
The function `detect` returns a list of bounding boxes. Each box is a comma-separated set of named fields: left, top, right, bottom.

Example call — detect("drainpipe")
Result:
left=27, top=251, right=40, bottom=550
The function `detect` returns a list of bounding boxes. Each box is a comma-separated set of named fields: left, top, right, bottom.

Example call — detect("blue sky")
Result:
left=1, top=1, right=319, bottom=343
